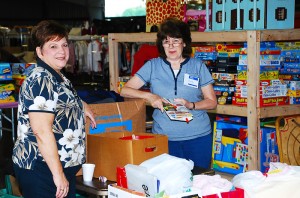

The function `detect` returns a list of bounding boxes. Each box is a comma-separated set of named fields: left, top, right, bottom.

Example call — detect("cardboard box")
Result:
left=108, top=184, right=201, bottom=198
left=85, top=99, right=168, bottom=181
left=87, top=132, right=168, bottom=181
left=86, top=99, right=146, bottom=135
left=108, top=184, right=145, bottom=198
left=108, top=184, right=245, bottom=198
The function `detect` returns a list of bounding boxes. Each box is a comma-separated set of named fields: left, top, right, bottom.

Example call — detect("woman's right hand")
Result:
left=147, top=93, right=165, bottom=112
left=54, top=172, right=69, bottom=198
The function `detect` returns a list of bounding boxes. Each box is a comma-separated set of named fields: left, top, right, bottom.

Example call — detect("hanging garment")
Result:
left=87, top=40, right=102, bottom=72
left=65, top=41, right=76, bottom=73
left=131, top=44, right=159, bottom=76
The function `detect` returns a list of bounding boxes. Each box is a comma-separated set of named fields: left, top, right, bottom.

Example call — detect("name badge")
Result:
left=184, top=73, right=199, bottom=88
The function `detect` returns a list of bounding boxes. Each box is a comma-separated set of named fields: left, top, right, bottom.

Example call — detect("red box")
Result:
left=233, top=96, right=289, bottom=107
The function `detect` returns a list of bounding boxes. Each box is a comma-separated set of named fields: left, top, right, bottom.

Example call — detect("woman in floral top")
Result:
left=12, top=20, right=96, bottom=198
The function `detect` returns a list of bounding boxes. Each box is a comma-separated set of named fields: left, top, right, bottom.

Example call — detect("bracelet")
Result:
left=192, top=102, right=195, bottom=110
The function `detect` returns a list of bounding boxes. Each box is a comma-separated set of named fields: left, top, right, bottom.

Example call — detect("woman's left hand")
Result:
left=83, top=102, right=97, bottom=129
left=174, top=98, right=193, bottom=109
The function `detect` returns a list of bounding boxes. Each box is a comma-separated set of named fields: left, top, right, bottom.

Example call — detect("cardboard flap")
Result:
left=85, top=99, right=146, bottom=134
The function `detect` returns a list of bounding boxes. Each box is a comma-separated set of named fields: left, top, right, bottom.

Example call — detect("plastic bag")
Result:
left=140, top=153, right=194, bottom=195
left=232, top=162, right=300, bottom=198
left=125, top=164, right=159, bottom=197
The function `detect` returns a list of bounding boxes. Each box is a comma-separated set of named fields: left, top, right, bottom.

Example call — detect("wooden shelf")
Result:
left=208, top=105, right=247, bottom=117
left=260, top=29, right=300, bottom=41
left=108, top=32, right=156, bottom=42
left=260, top=105, right=300, bottom=118
left=191, top=31, right=247, bottom=42
left=210, top=104, right=300, bottom=118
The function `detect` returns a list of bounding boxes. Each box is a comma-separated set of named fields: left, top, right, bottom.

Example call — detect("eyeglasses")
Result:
left=162, top=38, right=183, bottom=47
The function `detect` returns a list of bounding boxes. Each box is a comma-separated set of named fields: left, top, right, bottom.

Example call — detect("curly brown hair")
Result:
left=156, top=17, right=192, bottom=59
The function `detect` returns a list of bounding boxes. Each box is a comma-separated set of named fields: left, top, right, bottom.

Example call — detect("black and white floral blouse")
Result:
left=12, top=58, right=86, bottom=169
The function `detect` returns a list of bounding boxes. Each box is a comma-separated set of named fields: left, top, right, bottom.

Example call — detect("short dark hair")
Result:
left=156, top=17, right=192, bottom=58
left=31, top=20, right=68, bottom=49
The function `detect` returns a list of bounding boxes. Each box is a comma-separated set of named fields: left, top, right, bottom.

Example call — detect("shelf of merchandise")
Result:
left=108, top=29, right=300, bottom=172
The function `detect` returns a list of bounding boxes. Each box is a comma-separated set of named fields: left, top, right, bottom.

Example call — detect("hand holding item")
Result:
left=147, top=93, right=165, bottom=112
left=174, top=98, right=194, bottom=109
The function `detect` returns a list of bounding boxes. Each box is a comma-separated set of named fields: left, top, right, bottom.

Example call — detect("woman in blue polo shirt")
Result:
left=12, top=20, right=96, bottom=198
left=121, top=17, right=217, bottom=169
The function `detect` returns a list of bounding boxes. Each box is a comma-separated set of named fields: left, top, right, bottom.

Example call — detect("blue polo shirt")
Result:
left=136, top=57, right=214, bottom=141
left=12, top=58, right=86, bottom=169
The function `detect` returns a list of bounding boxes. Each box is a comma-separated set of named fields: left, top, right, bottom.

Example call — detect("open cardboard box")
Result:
left=81, top=99, right=168, bottom=181
left=87, top=131, right=168, bottom=181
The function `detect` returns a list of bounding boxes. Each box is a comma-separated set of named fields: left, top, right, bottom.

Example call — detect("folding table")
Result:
left=0, top=102, right=18, bottom=142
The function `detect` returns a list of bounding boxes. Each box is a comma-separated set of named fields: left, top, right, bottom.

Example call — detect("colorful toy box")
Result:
left=259, top=127, right=280, bottom=173
left=211, top=0, right=294, bottom=31
left=212, top=121, right=248, bottom=175
left=214, top=85, right=235, bottom=105
left=0, top=83, right=15, bottom=92
left=237, top=70, right=279, bottom=81
left=0, top=63, right=13, bottom=81
left=214, top=85, right=235, bottom=95
left=280, top=67, right=300, bottom=74
left=212, top=72, right=237, bottom=81
left=0, top=90, right=16, bottom=103
left=194, top=51, right=217, bottom=60
left=232, top=96, right=289, bottom=107
left=238, top=54, right=281, bottom=66
left=212, top=72, right=236, bottom=86
left=289, top=96, right=300, bottom=104
left=193, top=45, right=216, bottom=53
left=211, top=0, right=224, bottom=31
left=216, top=114, right=247, bottom=125
left=279, top=74, right=300, bottom=81
left=287, top=89, right=300, bottom=97
left=212, top=121, right=280, bottom=174
left=280, top=50, right=300, bottom=63
left=212, top=0, right=265, bottom=31
left=11, top=63, right=36, bottom=76
left=242, top=0, right=265, bottom=30
left=266, top=0, right=295, bottom=30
